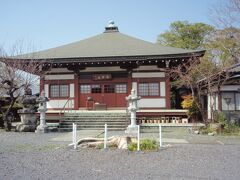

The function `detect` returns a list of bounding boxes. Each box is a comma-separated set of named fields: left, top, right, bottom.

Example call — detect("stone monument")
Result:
left=125, top=88, right=141, bottom=135
left=35, top=91, right=49, bottom=133
left=16, top=87, right=37, bottom=132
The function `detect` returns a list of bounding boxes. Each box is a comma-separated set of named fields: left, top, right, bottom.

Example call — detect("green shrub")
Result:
left=128, top=139, right=158, bottom=151
left=97, top=143, right=104, bottom=149
left=109, top=143, right=118, bottom=149
left=199, top=126, right=213, bottom=134
left=214, top=112, right=227, bottom=125
left=128, top=142, right=137, bottom=151
left=213, top=112, right=240, bottom=135
left=97, top=143, right=118, bottom=149
left=200, top=112, right=240, bottom=135
left=140, top=139, right=158, bottom=151
left=223, top=124, right=240, bottom=135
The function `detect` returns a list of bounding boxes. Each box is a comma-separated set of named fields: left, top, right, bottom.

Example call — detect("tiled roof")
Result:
left=16, top=28, right=204, bottom=60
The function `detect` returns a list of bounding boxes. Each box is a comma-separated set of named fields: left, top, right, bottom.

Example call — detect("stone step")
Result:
left=60, top=124, right=126, bottom=128
left=59, top=121, right=128, bottom=124
left=62, top=119, right=127, bottom=122
left=61, top=124, right=126, bottom=127
left=64, top=116, right=128, bottom=119
left=59, top=112, right=129, bottom=131
left=63, top=116, right=127, bottom=118
left=58, top=127, right=126, bottom=132
left=63, top=116, right=128, bottom=119
left=60, top=124, right=127, bottom=128
left=59, top=122, right=127, bottom=129
left=61, top=121, right=127, bottom=125
left=64, top=113, right=128, bottom=116
left=63, top=117, right=128, bottom=119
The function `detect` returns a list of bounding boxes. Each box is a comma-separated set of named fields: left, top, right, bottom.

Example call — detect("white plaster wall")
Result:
left=47, top=99, right=74, bottom=109
left=132, top=72, right=165, bottom=78
left=138, top=98, right=166, bottom=108
left=45, top=74, right=74, bottom=80
left=44, top=84, right=49, bottom=98
left=160, top=82, right=166, bottom=96
left=70, top=84, right=74, bottom=97
left=236, top=93, right=240, bottom=110
left=208, top=94, right=218, bottom=120
left=221, top=92, right=236, bottom=110
left=132, top=82, right=138, bottom=95
left=132, top=82, right=166, bottom=108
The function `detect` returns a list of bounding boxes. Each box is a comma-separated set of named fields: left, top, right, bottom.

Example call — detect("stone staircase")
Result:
left=59, top=111, right=130, bottom=131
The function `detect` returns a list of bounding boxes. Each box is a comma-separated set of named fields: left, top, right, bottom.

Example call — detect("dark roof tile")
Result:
left=16, top=31, right=204, bottom=60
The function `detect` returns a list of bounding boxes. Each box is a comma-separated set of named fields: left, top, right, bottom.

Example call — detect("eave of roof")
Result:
left=228, top=63, right=240, bottom=72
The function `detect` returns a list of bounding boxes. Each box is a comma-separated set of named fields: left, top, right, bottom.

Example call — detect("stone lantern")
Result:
left=16, top=88, right=37, bottom=132
left=35, top=91, right=49, bottom=133
left=125, top=88, right=141, bottom=135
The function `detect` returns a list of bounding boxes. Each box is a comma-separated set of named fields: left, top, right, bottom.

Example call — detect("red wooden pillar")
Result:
left=127, top=70, right=132, bottom=94
left=74, top=74, right=79, bottom=110
left=165, top=69, right=171, bottom=109
left=40, top=76, right=45, bottom=94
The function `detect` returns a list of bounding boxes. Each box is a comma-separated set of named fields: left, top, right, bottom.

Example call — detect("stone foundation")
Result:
left=16, top=124, right=36, bottom=132
left=16, top=112, right=37, bottom=132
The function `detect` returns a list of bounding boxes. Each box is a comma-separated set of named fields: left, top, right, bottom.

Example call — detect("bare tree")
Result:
left=196, top=57, right=230, bottom=122
left=209, top=0, right=240, bottom=28
left=170, top=57, right=204, bottom=122
left=0, top=47, right=46, bottom=131
left=170, top=56, right=230, bottom=123
left=171, top=58, right=200, bottom=100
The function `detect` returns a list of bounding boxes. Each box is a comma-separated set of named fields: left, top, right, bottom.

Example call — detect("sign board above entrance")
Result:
left=92, top=74, right=112, bottom=81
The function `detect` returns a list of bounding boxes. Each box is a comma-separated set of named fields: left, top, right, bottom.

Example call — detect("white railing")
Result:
left=159, top=124, right=162, bottom=148
left=137, top=125, right=140, bottom=151
left=59, top=97, right=74, bottom=131
left=104, top=124, right=108, bottom=149
left=69, top=123, right=77, bottom=149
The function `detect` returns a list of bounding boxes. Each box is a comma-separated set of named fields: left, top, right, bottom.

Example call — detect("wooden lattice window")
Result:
left=104, top=84, right=115, bottom=93
left=116, top=84, right=127, bottom=93
left=50, top=84, right=69, bottom=98
left=138, top=83, right=159, bottom=96
left=91, top=84, right=102, bottom=93
left=80, top=85, right=91, bottom=94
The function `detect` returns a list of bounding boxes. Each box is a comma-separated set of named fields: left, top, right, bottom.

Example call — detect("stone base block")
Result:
left=125, top=125, right=138, bottom=136
left=182, top=118, right=188, bottom=124
left=35, top=125, right=48, bottom=133
left=16, top=124, right=36, bottom=132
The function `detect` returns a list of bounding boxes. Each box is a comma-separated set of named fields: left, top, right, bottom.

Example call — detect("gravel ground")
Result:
left=0, top=130, right=240, bottom=180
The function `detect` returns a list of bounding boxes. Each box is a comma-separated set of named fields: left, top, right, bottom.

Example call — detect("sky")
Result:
left=0, top=0, right=221, bottom=53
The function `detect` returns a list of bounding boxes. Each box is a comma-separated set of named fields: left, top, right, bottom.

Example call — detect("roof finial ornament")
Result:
left=108, top=20, right=115, bottom=27
left=104, top=20, right=119, bottom=33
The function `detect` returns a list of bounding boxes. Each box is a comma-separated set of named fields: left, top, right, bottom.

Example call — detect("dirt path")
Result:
left=0, top=130, right=240, bottom=180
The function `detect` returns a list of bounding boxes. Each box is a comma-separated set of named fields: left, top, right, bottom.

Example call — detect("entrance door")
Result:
left=115, top=84, right=128, bottom=107
left=79, top=83, right=127, bottom=108
left=102, top=84, right=116, bottom=107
